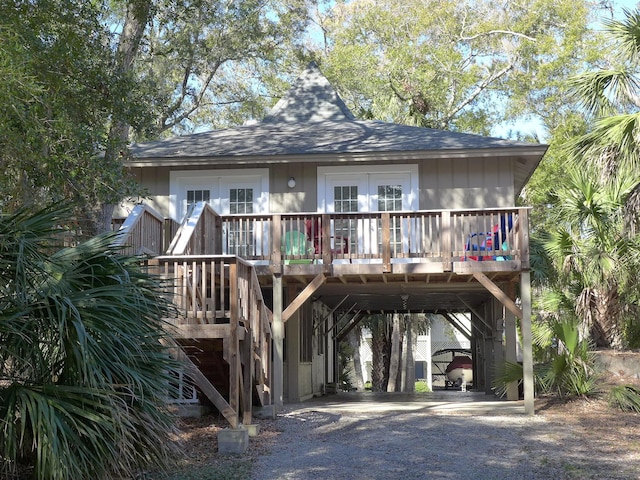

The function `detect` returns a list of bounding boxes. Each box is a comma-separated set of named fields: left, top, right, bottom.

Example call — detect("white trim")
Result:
left=169, top=168, right=269, bottom=220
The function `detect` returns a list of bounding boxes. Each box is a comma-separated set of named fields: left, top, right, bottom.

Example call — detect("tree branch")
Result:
left=442, top=61, right=515, bottom=124
left=460, top=30, right=537, bottom=42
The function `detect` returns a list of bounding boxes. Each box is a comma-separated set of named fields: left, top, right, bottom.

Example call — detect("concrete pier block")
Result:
left=253, top=404, right=276, bottom=419
left=218, top=427, right=249, bottom=454
left=246, top=424, right=260, bottom=437
left=176, top=404, right=210, bottom=418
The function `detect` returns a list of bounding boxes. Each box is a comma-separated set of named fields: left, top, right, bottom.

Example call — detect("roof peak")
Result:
left=262, top=62, right=355, bottom=124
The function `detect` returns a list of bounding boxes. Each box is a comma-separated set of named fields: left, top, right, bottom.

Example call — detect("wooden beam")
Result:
left=521, top=271, right=535, bottom=415
left=518, top=208, right=530, bottom=271
left=456, top=295, right=493, bottom=332
left=472, top=272, right=523, bottom=320
left=314, top=295, right=349, bottom=332
left=282, top=273, right=326, bottom=323
left=442, top=210, right=452, bottom=272
left=335, top=311, right=364, bottom=342
left=442, top=312, right=471, bottom=340
left=242, top=296, right=254, bottom=426
left=273, top=274, right=283, bottom=410
left=164, top=340, right=238, bottom=428
left=381, top=213, right=391, bottom=272
left=171, top=324, right=241, bottom=339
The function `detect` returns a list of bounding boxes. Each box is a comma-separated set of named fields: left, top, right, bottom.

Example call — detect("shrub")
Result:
left=0, top=205, right=182, bottom=480
left=608, top=384, right=640, bottom=413
left=415, top=380, right=430, bottom=393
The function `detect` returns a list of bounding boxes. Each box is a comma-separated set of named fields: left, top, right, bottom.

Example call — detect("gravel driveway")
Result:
left=250, top=391, right=638, bottom=480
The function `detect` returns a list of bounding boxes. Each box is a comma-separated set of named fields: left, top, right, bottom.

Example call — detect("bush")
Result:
left=494, top=318, right=600, bottom=399
left=0, top=205, right=182, bottom=480
left=608, top=384, right=640, bottom=413
left=415, top=380, right=430, bottom=393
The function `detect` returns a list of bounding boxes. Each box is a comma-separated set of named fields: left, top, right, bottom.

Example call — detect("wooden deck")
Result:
left=116, top=202, right=533, bottom=424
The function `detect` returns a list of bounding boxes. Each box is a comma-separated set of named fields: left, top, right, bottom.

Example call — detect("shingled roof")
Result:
left=127, top=63, right=547, bottom=192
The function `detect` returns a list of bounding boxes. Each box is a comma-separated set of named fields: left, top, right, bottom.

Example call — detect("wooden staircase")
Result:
left=117, top=203, right=273, bottom=428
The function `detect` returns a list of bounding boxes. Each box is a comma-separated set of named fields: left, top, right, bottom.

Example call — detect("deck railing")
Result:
left=122, top=202, right=530, bottom=271
left=168, top=204, right=529, bottom=270
left=166, top=202, right=223, bottom=255
left=113, top=204, right=164, bottom=255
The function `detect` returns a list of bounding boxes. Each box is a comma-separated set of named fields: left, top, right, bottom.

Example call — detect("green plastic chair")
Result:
left=283, top=230, right=313, bottom=264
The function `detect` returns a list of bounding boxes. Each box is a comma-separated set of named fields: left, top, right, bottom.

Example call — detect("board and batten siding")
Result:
left=421, top=157, right=515, bottom=210
left=116, top=155, right=517, bottom=219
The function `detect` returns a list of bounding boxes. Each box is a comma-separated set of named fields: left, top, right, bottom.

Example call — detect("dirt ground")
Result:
left=171, top=385, right=640, bottom=479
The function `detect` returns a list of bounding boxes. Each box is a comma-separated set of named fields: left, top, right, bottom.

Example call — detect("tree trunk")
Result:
left=595, top=286, right=623, bottom=349
left=401, top=316, right=415, bottom=392
left=387, top=314, right=401, bottom=392
left=348, top=327, right=365, bottom=391
left=96, top=0, right=153, bottom=235
left=371, top=316, right=391, bottom=392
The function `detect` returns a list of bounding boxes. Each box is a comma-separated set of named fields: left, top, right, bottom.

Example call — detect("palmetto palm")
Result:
left=571, top=8, right=640, bottom=220
left=542, top=166, right=640, bottom=348
left=0, top=205, right=182, bottom=480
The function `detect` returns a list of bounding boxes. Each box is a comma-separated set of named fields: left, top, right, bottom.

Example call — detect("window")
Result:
left=334, top=185, right=358, bottom=213
left=378, top=185, right=402, bottom=211
left=334, top=185, right=358, bottom=253
left=318, top=165, right=418, bottom=256
left=378, top=184, right=403, bottom=252
left=186, top=189, right=211, bottom=215
left=169, top=168, right=268, bottom=221
left=230, top=188, right=253, bottom=214
left=228, top=188, right=254, bottom=256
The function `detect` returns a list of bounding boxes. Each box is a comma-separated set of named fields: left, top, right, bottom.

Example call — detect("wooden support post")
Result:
left=272, top=273, right=284, bottom=411
left=505, top=282, right=519, bottom=401
left=518, top=208, right=530, bottom=270
left=521, top=271, right=535, bottom=415
left=442, top=210, right=452, bottom=271
left=242, top=295, right=254, bottom=426
left=229, top=262, right=240, bottom=424
left=381, top=212, right=391, bottom=272
left=271, top=215, right=282, bottom=275
left=321, top=214, right=332, bottom=265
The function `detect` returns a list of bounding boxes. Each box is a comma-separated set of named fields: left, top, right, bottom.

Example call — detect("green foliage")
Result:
left=140, top=0, right=313, bottom=135
left=493, top=361, right=524, bottom=398
left=529, top=9, right=640, bottom=351
left=530, top=159, right=640, bottom=348
left=622, top=315, right=640, bottom=349
left=0, top=204, right=183, bottom=480
left=414, top=380, right=430, bottom=393
left=338, top=339, right=354, bottom=391
left=537, top=319, right=600, bottom=398
left=494, top=318, right=600, bottom=399
left=608, top=384, right=640, bottom=413
left=0, top=0, right=147, bottom=219
left=316, top=0, right=605, bottom=134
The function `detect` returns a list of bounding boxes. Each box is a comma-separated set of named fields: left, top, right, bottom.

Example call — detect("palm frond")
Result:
left=608, top=384, right=640, bottom=412
left=603, top=8, right=640, bottom=63
left=0, top=204, right=182, bottom=479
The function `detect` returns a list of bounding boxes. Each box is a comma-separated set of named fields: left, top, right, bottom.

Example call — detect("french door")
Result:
left=318, top=166, right=418, bottom=256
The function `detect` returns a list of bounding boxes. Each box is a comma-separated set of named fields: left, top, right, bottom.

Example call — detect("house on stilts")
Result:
left=114, top=63, right=547, bottom=435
